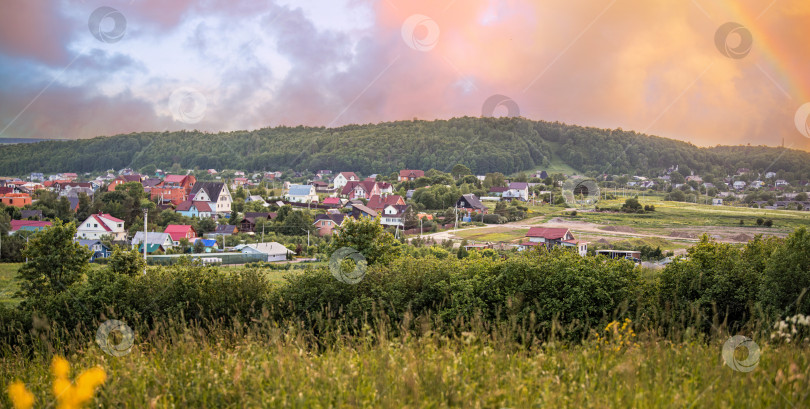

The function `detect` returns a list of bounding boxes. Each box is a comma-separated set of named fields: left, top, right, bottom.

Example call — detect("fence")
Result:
left=147, top=252, right=269, bottom=266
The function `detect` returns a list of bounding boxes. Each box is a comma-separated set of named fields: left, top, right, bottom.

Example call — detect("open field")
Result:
left=0, top=263, right=22, bottom=308
left=3, top=330, right=808, bottom=408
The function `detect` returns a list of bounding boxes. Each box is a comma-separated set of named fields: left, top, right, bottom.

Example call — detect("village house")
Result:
left=240, top=212, right=275, bottom=233
left=131, top=231, right=174, bottom=253
left=189, top=182, right=232, bottom=216
left=765, top=171, right=777, bottom=179
left=240, top=242, right=293, bottom=262
left=399, top=169, right=425, bottom=182
left=0, top=193, right=32, bottom=208
left=313, top=213, right=346, bottom=236
left=210, top=225, right=238, bottom=237
left=367, top=194, right=405, bottom=212
left=503, top=182, right=529, bottom=201
left=775, top=179, right=789, bottom=187
left=455, top=193, right=488, bottom=214
left=150, top=174, right=197, bottom=205
left=175, top=200, right=213, bottom=218
left=286, top=184, right=318, bottom=203
left=107, top=174, right=143, bottom=191
left=164, top=225, right=198, bottom=245
left=332, top=172, right=359, bottom=190
left=350, top=203, right=378, bottom=219
left=10, top=220, right=51, bottom=234
left=380, top=204, right=409, bottom=228
left=520, top=227, right=587, bottom=256
left=76, top=213, right=127, bottom=241
left=733, top=181, right=747, bottom=190
left=76, top=239, right=111, bottom=261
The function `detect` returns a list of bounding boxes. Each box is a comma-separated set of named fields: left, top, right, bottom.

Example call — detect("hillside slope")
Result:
left=1, top=117, right=808, bottom=178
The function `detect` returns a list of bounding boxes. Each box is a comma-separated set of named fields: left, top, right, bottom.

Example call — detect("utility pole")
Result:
left=143, top=208, right=148, bottom=274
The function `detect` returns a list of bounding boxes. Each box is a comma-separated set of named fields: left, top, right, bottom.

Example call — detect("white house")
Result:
left=76, top=213, right=127, bottom=241
left=733, top=181, right=747, bottom=190
left=131, top=231, right=174, bottom=250
left=241, top=242, right=294, bottom=262
left=332, top=172, right=359, bottom=190
left=503, top=182, right=529, bottom=201
left=775, top=179, right=789, bottom=187
left=765, top=171, right=777, bottom=179
left=380, top=204, right=408, bottom=228
left=750, top=180, right=764, bottom=189
left=190, top=182, right=232, bottom=216
left=286, top=184, right=318, bottom=203
left=246, top=195, right=269, bottom=207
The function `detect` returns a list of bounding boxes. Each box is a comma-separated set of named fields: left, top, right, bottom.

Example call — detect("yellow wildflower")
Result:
left=7, top=381, right=34, bottom=409
left=51, top=356, right=70, bottom=379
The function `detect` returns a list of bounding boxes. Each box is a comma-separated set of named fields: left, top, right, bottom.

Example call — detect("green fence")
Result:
left=146, top=252, right=268, bottom=266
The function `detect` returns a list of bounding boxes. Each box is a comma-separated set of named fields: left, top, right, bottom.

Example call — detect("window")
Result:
left=94, top=224, right=98, bottom=228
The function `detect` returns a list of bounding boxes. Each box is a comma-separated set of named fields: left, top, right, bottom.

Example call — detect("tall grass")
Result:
left=2, top=313, right=808, bottom=408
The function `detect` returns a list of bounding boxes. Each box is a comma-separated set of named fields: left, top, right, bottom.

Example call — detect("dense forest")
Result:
left=2, top=117, right=809, bottom=178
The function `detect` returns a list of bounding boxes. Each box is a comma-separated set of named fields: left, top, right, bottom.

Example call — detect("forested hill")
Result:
left=2, top=117, right=808, bottom=178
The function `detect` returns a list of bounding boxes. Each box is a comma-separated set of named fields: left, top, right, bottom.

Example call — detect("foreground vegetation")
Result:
left=1, top=218, right=809, bottom=407
left=3, top=320, right=809, bottom=408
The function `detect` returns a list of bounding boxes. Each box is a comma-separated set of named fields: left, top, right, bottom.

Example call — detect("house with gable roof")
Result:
left=190, top=182, right=232, bottom=216
left=519, top=227, right=588, bottom=256
left=399, top=169, right=425, bottom=181
left=76, top=213, right=127, bottom=241
left=286, top=184, right=318, bottom=203
left=503, top=182, right=529, bottom=201
left=367, top=194, right=405, bottom=212
left=175, top=200, right=213, bottom=218
left=333, top=172, right=359, bottom=190
left=313, top=213, right=346, bottom=236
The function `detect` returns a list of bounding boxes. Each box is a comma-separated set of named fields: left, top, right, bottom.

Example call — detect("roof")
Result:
left=78, top=239, right=107, bottom=247
left=314, top=213, right=345, bottom=225
left=288, top=184, right=314, bottom=196
left=190, top=182, right=226, bottom=199
left=338, top=172, right=358, bottom=179
left=176, top=200, right=212, bottom=212
left=142, top=178, right=163, bottom=188
left=244, top=212, right=273, bottom=219
left=164, top=224, right=196, bottom=241
left=214, top=225, right=238, bottom=234
left=322, top=197, right=341, bottom=205
left=526, top=227, right=571, bottom=240
left=508, top=182, right=529, bottom=189
left=120, top=174, right=142, bottom=182
left=21, top=210, right=43, bottom=219
left=164, top=174, right=187, bottom=183
left=399, top=169, right=425, bottom=178
left=489, top=186, right=508, bottom=193
left=244, top=242, right=293, bottom=256
left=10, top=220, right=51, bottom=231
left=341, top=180, right=361, bottom=196
left=459, top=193, right=486, bottom=210
left=351, top=203, right=378, bottom=217
left=138, top=243, right=162, bottom=253
left=131, top=231, right=172, bottom=246
left=367, top=194, right=404, bottom=210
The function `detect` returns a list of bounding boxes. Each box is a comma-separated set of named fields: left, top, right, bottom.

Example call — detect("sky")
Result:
left=0, top=0, right=809, bottom=150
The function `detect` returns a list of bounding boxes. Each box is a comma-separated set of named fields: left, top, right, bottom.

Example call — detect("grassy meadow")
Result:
left=2, top=322, right=808, bottom=408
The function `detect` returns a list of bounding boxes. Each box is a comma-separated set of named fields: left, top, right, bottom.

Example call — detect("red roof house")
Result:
left=164, top=225, right=198, bottom=242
